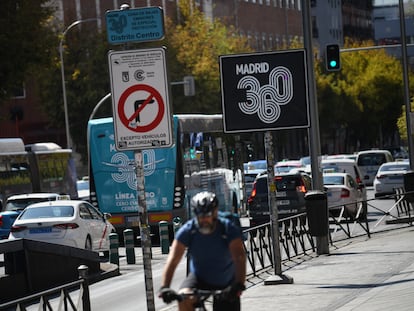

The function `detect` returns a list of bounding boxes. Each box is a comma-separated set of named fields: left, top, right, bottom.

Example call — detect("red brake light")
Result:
left=0, top=215, right=3, bottom=227
left=248, top=187, right=257, bottom=203
left=340, top=189, right=350, bottom=198
left=53, top=223, right=79, bottom=230
left=11, top=225, right=27, bottom=232
left=296, top=185, right=306, bottom=193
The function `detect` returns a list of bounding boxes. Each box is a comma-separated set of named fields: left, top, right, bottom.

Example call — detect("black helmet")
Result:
left=191, top=191, right=218, bottom=216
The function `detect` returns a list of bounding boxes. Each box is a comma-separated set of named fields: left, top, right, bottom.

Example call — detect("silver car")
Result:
left=373, top=161, right=410, bottom=198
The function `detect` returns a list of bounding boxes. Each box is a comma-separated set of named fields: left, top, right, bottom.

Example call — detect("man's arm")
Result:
left=229, top=237, right=246, bottom=285
left=160, top=239, right=187, bottom=288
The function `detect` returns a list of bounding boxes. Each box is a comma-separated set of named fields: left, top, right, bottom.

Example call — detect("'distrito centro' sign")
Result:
left=105, top=6, right=164, bottom=45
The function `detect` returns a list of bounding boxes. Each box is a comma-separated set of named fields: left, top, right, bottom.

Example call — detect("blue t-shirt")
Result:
left=176, top=217, right=242, bottom=287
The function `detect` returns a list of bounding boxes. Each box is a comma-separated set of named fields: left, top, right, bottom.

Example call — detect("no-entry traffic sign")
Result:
left=108, top=48, right=173, bottom=151
left=219, top=49, right=310, bottom=133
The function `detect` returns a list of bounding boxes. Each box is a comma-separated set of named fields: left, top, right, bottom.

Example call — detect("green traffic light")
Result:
left=329, top=60, right=337, bottom=68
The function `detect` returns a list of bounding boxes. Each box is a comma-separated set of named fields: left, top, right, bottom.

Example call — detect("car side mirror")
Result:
left=104, top=212, right=112, bottom=220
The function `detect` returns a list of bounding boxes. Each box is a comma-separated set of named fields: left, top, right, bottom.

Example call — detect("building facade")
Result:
left=1, top=0, right=375, bottom=157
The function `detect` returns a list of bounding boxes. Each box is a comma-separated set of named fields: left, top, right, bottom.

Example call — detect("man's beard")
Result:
left=197, top=218, right=217, bottom=234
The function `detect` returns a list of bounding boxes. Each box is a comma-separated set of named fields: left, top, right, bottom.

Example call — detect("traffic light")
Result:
left=325, top=44, right=341, bottom=71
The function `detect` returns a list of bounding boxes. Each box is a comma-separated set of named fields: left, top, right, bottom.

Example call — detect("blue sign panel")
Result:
left=105, top=7, right=164, bottom=44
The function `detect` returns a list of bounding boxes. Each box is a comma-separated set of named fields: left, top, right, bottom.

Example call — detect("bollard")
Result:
left=159, top=221, right=170, bottom=254
left=173, top=216, right=182, bottom=238
left=123, top=229, right=136, bottom=264
left=109, top=232, right=119, bottom=265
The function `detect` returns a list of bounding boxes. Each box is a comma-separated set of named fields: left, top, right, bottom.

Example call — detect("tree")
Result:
left=163, top=0, right=252, bottom=113
left=37, top=29, right=111, bottom=160
left=38, top=0, right=251, bottom=163
left=0, top=0, right=56, bottom=103
left=316, top=39, right=408, bottom=151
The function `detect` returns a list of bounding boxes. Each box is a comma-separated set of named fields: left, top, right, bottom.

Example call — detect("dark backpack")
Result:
left=188, top=211, right=243, bottom=247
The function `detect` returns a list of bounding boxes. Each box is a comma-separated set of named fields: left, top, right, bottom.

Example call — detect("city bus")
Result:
left=87, top=114, right=243, bottom=238
left=0, top=139, right=78, bottom=203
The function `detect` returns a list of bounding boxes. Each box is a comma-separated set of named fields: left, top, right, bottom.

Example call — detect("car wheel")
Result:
left=85, top=236, right=92, bottom=250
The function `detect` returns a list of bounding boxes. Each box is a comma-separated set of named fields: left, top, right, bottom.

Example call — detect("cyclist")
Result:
left=158, top=191, right=246, bottom=311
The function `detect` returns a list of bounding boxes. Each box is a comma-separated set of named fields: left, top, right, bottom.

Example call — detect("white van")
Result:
left=356, top=150, right=394, bottom=186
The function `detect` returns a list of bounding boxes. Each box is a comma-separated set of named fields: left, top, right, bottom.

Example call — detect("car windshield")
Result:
left=19, top=205, right=74, bottom=219
left=275, top=176, right=303, bottom=191
left=380, top=164, right=410, bottom=172
left=275, top=166, right=298, bottom=174
left=4, top=198, right=55, bottom=212
left=357, top=153, right=387, bottom=166
left=244, top=174, right=258, bottom=183
left=323, top=175, right=345, bottom=185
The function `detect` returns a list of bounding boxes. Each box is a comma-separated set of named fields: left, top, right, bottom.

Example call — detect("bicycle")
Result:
left=162, top=288, right=239, bottom=311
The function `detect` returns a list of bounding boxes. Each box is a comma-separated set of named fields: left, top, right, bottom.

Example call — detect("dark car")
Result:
left=247, top=172, right=312, bottom=227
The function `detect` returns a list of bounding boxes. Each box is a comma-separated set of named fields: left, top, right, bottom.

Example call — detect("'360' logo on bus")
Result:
left=237, top=66, right=293, bottom=124
left=110, top=149, right=156, bottom=191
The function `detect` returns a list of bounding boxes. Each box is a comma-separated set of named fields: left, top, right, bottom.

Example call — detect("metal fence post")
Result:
left=78, top=265, right=91, bottom=311
left=124, top=229, right=136, bottom=264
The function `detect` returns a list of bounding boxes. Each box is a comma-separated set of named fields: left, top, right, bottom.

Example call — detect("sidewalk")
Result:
left=241, top=226, right=414, bottom=311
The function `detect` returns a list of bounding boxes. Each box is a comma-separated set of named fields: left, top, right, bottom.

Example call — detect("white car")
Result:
left=323, top=173, right=365, bottom=219
left=9, top=200, right=114, bottom=252
left=373, top=161, right=411, bottom=198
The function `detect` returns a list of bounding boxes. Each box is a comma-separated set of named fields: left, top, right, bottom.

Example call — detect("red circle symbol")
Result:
left=118, top=84, right=164, bottom=133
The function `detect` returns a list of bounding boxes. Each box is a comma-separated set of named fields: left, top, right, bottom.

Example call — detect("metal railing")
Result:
left=0, top=265, right=90, bottom=311
left=243, top=190, right=414, bottom=277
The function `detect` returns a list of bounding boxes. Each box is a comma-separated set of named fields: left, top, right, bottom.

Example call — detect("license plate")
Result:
left=277, top=200, right=290, bottom=205
left=29, top=227, right=52, bottom=234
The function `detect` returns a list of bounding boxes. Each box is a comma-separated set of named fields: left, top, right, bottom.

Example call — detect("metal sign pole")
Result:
left=135, top=150, right=155, bottom=311
left=302, top=0, right=329, bottom=254
left=263, top=131, right=293, bottom=285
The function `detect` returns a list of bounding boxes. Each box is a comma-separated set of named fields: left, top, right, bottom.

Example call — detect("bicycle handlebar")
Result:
left=166, top=288, right=225, bottom=303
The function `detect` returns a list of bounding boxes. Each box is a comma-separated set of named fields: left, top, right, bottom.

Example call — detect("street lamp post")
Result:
left=59, top=18, right=98, bottom=149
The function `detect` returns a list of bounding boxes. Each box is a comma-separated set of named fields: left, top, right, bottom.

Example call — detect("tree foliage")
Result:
left=37, top=29, right=111, bottom=159
left=163, top=0, right=252, bottom=113
left=38, top=0, right=251, bottom=162
left=316, top=38, right=409, bottom=150
left=0, top=0, right=56, bottom=103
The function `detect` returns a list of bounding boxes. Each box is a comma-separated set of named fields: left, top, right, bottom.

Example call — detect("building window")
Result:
left=11, top=83, right=26, bottom=99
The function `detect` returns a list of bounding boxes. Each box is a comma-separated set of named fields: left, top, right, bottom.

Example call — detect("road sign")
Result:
left=105, top=7, right=164, bottom=45
left=108, top=48, right=173, bottom=151
left=219, top=49, right=310, bottom=133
